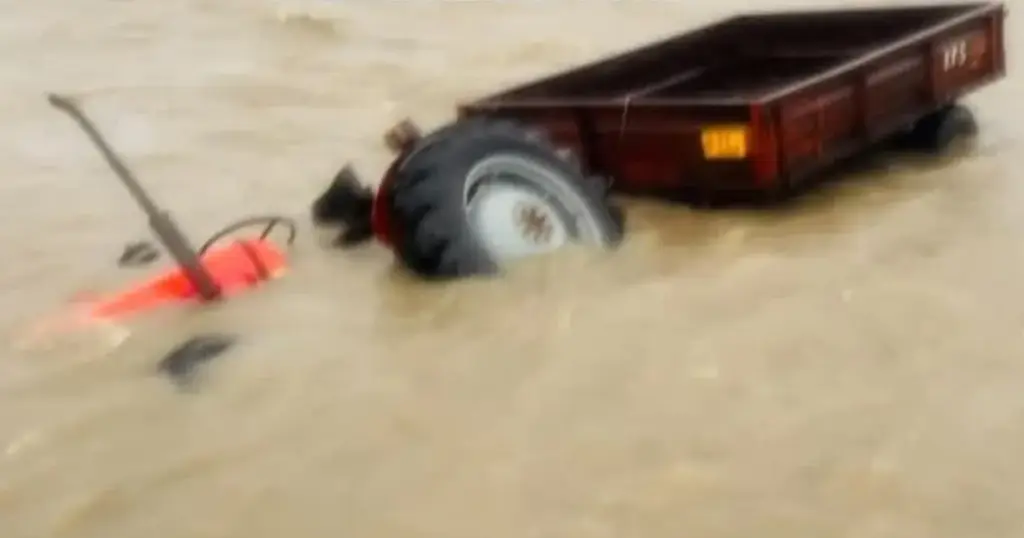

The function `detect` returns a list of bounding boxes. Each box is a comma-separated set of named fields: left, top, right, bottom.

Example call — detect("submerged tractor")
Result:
left=30, top=3, right=1004, bottom=384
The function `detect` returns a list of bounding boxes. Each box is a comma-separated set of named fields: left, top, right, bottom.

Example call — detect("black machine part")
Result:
left=158, top=333, right=237, bottom=389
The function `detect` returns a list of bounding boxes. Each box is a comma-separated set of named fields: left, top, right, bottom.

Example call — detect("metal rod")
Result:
left=47, top=94, right=222, bottom=302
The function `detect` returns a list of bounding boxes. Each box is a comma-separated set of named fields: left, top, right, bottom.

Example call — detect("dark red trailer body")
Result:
left=456, top=3, right=1007, bottom=197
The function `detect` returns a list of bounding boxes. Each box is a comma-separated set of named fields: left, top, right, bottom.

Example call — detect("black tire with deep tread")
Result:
left=386, top=119, right=624, bottom=279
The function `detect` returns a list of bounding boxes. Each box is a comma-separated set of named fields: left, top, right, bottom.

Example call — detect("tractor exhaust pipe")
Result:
left=47, top=94, right=222, bottom=302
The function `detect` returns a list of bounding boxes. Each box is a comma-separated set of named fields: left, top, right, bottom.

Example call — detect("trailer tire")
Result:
left=385, top=119, right=624, bottom=279
left=901, top=104, right=978, bottom=153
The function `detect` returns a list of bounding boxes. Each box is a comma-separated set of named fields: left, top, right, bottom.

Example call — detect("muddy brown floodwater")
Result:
left=0, top=0, right=1022, bottom=536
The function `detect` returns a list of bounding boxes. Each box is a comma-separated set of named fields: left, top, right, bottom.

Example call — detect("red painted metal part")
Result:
left=370, top=154, right=404, bottom=248
left=749, top=103, right=780, bottom=186
left=82, top=239, right=287, bottom=321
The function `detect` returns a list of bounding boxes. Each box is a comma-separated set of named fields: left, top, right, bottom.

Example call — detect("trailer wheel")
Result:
left=385, top=119, right=624, bottom=278
left=901, top=104, right=978, bottom=153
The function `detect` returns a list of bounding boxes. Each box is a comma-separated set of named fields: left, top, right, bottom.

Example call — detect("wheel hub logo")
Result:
left=514, top=203, right=553, bottom=244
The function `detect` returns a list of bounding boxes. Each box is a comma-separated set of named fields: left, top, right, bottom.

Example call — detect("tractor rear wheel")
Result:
left=383, top=119, right=624, bottom=278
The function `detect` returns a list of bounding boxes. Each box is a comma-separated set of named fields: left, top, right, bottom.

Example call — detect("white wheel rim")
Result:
left=466, top=183, right=570, bottom=261
left=463, top=153, right=605, bottom=263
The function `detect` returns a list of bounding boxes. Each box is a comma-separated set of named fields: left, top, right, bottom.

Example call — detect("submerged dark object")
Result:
left=311, top=164, right=374, bottom=247
left=118, top=240, right=160, bottom=267
left=157, top=333, right=236, bottom=387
